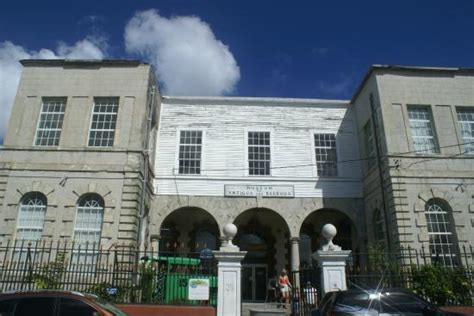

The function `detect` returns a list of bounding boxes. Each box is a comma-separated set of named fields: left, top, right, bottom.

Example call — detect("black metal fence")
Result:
left=0, top=240, right=217, bottom=306
left=290, top=245, right=474, bottom=315
left=346, top=245, right=474, bottom=295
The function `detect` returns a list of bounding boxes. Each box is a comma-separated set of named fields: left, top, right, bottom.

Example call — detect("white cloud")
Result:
left=124, top=9, right=240, bottom=96
left=0, top=38, right=105, bottom=139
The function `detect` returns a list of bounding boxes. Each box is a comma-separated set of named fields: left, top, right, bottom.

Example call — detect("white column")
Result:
left=313, top=250, right=351, bottom=296
left=290, top=237, right=300, bottom=288
left=212, top=223, right=247, bottom=316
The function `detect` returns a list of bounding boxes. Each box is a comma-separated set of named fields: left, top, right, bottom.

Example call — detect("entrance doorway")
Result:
left=242, top=264, right=267, bottom=302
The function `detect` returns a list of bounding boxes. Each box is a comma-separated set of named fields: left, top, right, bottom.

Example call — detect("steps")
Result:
left=242, top=303, right=290, bottom=316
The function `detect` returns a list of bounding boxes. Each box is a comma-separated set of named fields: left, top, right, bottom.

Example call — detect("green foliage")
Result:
left=30, top=252, right=67, bottom=289
left=139, top=262, right=157, bottom=303
left=410, top=264, right=472, bottom=306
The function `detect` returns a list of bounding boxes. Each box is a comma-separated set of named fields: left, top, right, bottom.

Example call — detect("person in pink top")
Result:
left=278, top=269, right=292, bottom=309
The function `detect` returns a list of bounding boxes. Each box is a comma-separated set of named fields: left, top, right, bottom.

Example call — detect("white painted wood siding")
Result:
left=154, top=98, right=363, bottom=198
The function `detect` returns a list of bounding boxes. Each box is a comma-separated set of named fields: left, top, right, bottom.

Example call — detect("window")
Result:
left=424, top=199, right=459, bottom=267
left=59, top=298, right=97, bottom=316
left=16, top=298, right=55, bottom=316
left=88, top=97, right=119, bottom=147
left=456, top=107, right=474, bottom=154
left=364, top=121, right=376, bottom=168
left=373, top=209, right=385, bottom=243
left=178, top=130, right=203, bottom=174
left=314, top=133, right=338, bottom=177
left=248, top=131, right=271, bottom=175
left=407, top=106, right=438, bottom=154
left=16, top=193, right=47, bottom=241
left=73, top=194, right=104, bottom=264
left=35, top=97, right=66, bottom=146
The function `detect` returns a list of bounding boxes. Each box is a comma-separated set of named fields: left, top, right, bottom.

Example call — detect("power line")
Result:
left=174, top=141, right=473, bottom=173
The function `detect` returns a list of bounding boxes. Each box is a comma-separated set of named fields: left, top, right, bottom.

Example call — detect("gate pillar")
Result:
left=213, top=223, right=247, bottom=316
left=312, top=224, right=351, bottom=297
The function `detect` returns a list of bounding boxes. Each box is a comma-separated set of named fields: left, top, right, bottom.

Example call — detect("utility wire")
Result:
left=174, top=141, right=473, bottom=173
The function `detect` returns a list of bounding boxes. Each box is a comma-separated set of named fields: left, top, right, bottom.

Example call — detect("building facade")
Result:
left=0, top=61, right=473, bottom=300
left=0, top=60, right=159, bottom=251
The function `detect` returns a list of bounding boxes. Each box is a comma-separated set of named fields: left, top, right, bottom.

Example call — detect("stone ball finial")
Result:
left=321, top=223, right=341, bottom=251
left=322, top=223, right=337, bottom=241
left=223, top=223, right=238, bottom=246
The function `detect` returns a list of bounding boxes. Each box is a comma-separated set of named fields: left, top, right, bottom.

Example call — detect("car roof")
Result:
left=0, top=290, right=98, bottom=300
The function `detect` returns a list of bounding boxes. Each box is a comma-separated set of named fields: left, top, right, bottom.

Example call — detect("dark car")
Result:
left=314, top=288, right=446, bottom=316
left=0, top=290, right=128, bottom=316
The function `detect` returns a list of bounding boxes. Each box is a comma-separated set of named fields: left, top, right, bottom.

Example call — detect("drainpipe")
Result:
left=137, top=84, right=156, bottom=251
left=369, top=94, right=392, bottom=252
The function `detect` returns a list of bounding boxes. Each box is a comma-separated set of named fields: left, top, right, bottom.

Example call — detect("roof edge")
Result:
left=351, top=64, right=474, bottom=103
left=20, top=59, right=147, bottom=67
left=162, top=95, right=350, bottom=107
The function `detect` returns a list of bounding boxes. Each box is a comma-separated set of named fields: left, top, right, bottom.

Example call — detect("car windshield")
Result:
left=93, top=298, right=128, bottom=316
left=334, top=291, right=429, bottom=315
left=335, top=293, right=380, bottom=312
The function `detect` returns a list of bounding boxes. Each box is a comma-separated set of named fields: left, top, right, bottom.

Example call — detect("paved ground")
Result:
left=242, top=303, right=291, bottom=316
left=441, top=306, right=474, bottom=315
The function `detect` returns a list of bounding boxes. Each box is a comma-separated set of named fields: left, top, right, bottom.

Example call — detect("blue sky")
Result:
left=0, top=0, right=473, bottom=136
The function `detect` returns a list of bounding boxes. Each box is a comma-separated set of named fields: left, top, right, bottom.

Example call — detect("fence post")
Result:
left=212, top=223, right=247, bottom=316
left=312, top=224, right=351, bottom=297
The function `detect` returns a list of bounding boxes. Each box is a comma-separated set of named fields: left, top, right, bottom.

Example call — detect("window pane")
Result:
left=35, top=97, right=66, bottom=146
left=16, top=193, right=47, bottom=241
left=88, top=97, right=119, bottom=147
left=364, top=122, right=376, bottom=168
left=457, top=107, right=474, bottom=154
left=248, top=132, right=271, bottom=175
left=425, top=200, right=459, bottom=267
left=314, top=133, right=337, bottom=177
left=178, top=130, right=203, bottom=175
left=408, top=106, right=438, bottom=154
left=73, top=194, right=104, bottom=265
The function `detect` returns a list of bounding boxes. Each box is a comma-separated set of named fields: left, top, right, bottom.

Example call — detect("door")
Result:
left=242, top=264, right=268, bottom=302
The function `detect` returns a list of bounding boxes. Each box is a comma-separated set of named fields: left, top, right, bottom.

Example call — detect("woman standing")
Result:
left=278, top=269, right=292, bottom=309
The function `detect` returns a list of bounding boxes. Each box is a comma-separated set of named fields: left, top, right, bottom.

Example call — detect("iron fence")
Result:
left=0, top=240, right=217, bottom=306
left=290, top=245, right=474, bottom=315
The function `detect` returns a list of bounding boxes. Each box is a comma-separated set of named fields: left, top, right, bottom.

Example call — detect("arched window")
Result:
left=373, top=209, right=385, bottom=243
left=16, top=192, right=47, bottom=241
left=425, top=199, right=459, bottom=267
left=73, top=194, right=104, bottom=247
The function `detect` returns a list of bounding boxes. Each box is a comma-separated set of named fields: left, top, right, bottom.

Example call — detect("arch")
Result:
left=13, top=181, right=57, bottom=206
left=424, top=198, right=460, bottom=267
left=15, top=192, right=48, bottom=241
left=70, top=183, right=115, bottom=208
left=300, top=208, right=358, bottom=255
left=159, top=206, right=220, bottom=253
left=234, top=208, right=290, bottom=272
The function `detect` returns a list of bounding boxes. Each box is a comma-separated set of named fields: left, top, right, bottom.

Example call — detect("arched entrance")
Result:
left=300, top=209, right=357, bottom=267
left=159, top=207, right=220, bottom=255
left=234, top=208, right=290, bottom=302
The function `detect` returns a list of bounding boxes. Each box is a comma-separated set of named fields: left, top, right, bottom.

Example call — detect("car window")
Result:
left=58, top=298, right=97, bottom=316
left=15, top=297, right=55, bottom=316
left=0, top=298, right=17, bottom=316
left=336, top=293, right=379, bottom=312
left=380, top=293, right=427, bottom=314
left=94, top=299, right=128, bottom=316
